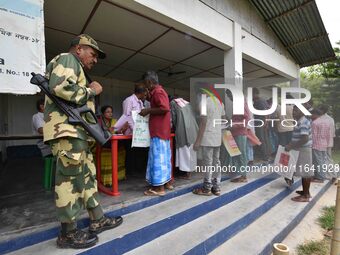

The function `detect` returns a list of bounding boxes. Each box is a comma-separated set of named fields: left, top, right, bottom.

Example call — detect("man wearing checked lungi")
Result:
left=285, top=105, right=313, bottom=202
left=140, top=71, right=173, bottom=196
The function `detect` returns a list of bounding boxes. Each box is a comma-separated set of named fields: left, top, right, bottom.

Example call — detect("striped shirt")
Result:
left=320, top=114, right=336, bottom=147
left=292, top=116, right=312, bottom=148
left=312, top=116, right=332, bottom=151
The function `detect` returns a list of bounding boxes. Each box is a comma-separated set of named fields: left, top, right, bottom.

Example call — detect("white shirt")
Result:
left=32, top=112, right=52, bottom=157
left=200, top=97, right=225, bottom=147
left=32, top=112, right=44, bottom=135
left=321, top=113, right=335, bottom=148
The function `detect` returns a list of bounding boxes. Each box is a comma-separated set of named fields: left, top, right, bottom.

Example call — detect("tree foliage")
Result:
left=301, top=41, right=340, bottom=123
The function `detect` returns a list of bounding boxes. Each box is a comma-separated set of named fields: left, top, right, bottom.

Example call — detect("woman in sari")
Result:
left=99, top=105, right=128, bottom=186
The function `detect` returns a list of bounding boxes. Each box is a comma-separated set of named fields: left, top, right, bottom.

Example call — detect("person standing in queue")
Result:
left=139, top=71, right=173, bottom=196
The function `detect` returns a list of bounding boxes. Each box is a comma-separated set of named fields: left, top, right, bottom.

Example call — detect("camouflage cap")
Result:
left=71, top=34, right=106, bottom=59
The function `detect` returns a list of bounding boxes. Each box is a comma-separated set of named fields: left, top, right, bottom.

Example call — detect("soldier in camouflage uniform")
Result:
left=44, top=34, right=123, bottom=249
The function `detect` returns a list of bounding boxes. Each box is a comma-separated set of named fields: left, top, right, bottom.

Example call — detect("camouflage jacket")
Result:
left=43, top=53, right=96, bottom=142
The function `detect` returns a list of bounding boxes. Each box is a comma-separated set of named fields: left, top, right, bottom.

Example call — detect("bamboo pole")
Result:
left=331, top=179, right=340, bottom=255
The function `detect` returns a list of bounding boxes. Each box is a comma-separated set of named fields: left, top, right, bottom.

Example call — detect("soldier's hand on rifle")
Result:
left=89, top=81, right=103, bottom=95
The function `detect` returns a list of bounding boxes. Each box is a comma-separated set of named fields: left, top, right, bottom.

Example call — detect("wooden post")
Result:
left=331, top=179, right=340, bottom=255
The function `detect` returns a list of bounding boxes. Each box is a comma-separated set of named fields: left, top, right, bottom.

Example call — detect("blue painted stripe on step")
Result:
left=0, top=162, right=268, bottom=254
left=259, top=180, right=332, bottom=255
left=79, top=174, right=278, bottom=255
left=184, top=179, right=302, bottom=255
left=0, top=176, right=229, bottom=255
left=103, top=175, right=230, bottom=221
left=0, top=228, right=60, bottom=255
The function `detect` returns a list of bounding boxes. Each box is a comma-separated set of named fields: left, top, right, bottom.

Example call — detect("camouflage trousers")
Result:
left=49, top=137, right=103, bottom=227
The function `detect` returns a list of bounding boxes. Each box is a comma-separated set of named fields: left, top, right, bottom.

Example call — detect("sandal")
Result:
left=144, top=188, right=165, bottom=196
left=177, top=174, right=191, bottom=180
left=178, top=173, right=191, bottom=180
left=192, top=187, right=212, bottom=196
left=211, top=188, right=221, bottom=196
left=295, top=190, right=311, bottom=198
left=291, top=195, right=310, bottom=202
left=311, top=178, right=324, bottom=183
left=230, top=176, right=247, bottom=183
left=165, top=183, right=174, bottom=190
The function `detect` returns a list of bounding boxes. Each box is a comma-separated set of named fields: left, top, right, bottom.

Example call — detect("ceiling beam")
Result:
left=80, top=0, right=102, bottom=34
left=103, top=28, right=172, bottom=77
left=285, top=33, right=329, bottom=48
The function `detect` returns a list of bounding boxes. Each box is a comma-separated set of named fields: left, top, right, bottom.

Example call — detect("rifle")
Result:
left=30, top=73, right=111, bottom=146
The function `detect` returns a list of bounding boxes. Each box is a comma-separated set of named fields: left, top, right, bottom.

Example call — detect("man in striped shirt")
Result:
left=311, top=108, right=332, bottom=182
left=319, top=105, right=336, bottom=159
left=285, top=106, right=313, bottom=202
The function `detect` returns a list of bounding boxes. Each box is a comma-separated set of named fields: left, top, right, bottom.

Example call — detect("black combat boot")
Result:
left=89, top=215, right=123, bottom=234
left=57, top=228, right=98, bottom=249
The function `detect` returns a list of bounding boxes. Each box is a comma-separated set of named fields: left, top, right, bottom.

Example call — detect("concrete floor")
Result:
left=0, top=147, right=272, bottom=244
left=0, top=157, right=205, bottom=240
left=282, top=182, right=337, bottom=254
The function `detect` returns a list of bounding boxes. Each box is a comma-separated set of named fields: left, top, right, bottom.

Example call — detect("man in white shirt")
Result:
left=193, top=93, right=225, bottom=196
left=121, top=84, right=148, bottom=176
left=32, top=98, right=53, bottom=190
left=32, top=98, right=52, bottom=157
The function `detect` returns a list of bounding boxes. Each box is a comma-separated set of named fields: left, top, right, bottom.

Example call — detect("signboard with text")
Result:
left=131, top=111, right=150, bottom=148
left=0, top=0, right=45, bottom=94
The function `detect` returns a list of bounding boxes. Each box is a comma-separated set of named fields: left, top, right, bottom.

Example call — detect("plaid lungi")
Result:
left=146, top=137, right=171, bottom=186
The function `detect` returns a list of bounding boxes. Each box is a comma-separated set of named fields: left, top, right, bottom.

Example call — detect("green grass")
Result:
left=318, top=206, right=335, bottom=230
left=297, top=239, right=330, bottom=255
left=296, top=192, right=337, bottom=254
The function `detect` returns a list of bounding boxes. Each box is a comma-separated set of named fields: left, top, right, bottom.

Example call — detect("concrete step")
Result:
left=0, top=175, right=229, bottom=254
left=6, top=174, right=276, bottom=255
left=210, top=181, right=332, bottom=255
left=4, top=175, right=331, bottom=255
left=125, top=178, right=307, bottom=255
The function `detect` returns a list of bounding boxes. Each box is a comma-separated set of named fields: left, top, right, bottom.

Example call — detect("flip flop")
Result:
left=192, top=188, right=212, bottom=196
left=211, top=188, right=221, bottom=196
left=230, top=177, right=248, bottom=183
left=311, top=178, right=324, bottom=183
left=295, top=190, right=312, bottom=198
left=177, top=175, right=191, bottom=180
left=165, top=183, right=174, bottom=190
left=291, top=195, right=310, bottom=202
left=144, top=189, right=165, bottom=196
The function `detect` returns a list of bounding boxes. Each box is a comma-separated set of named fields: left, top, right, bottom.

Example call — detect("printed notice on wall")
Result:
left=0, top=0, right=45, bottom=94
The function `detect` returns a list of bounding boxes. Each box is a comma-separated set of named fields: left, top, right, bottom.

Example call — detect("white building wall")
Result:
left=3, top=0, right=298, bottom=148
left=113, top=0, right=299, bottom=79
left=200, top=0, right=289, bottom=58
